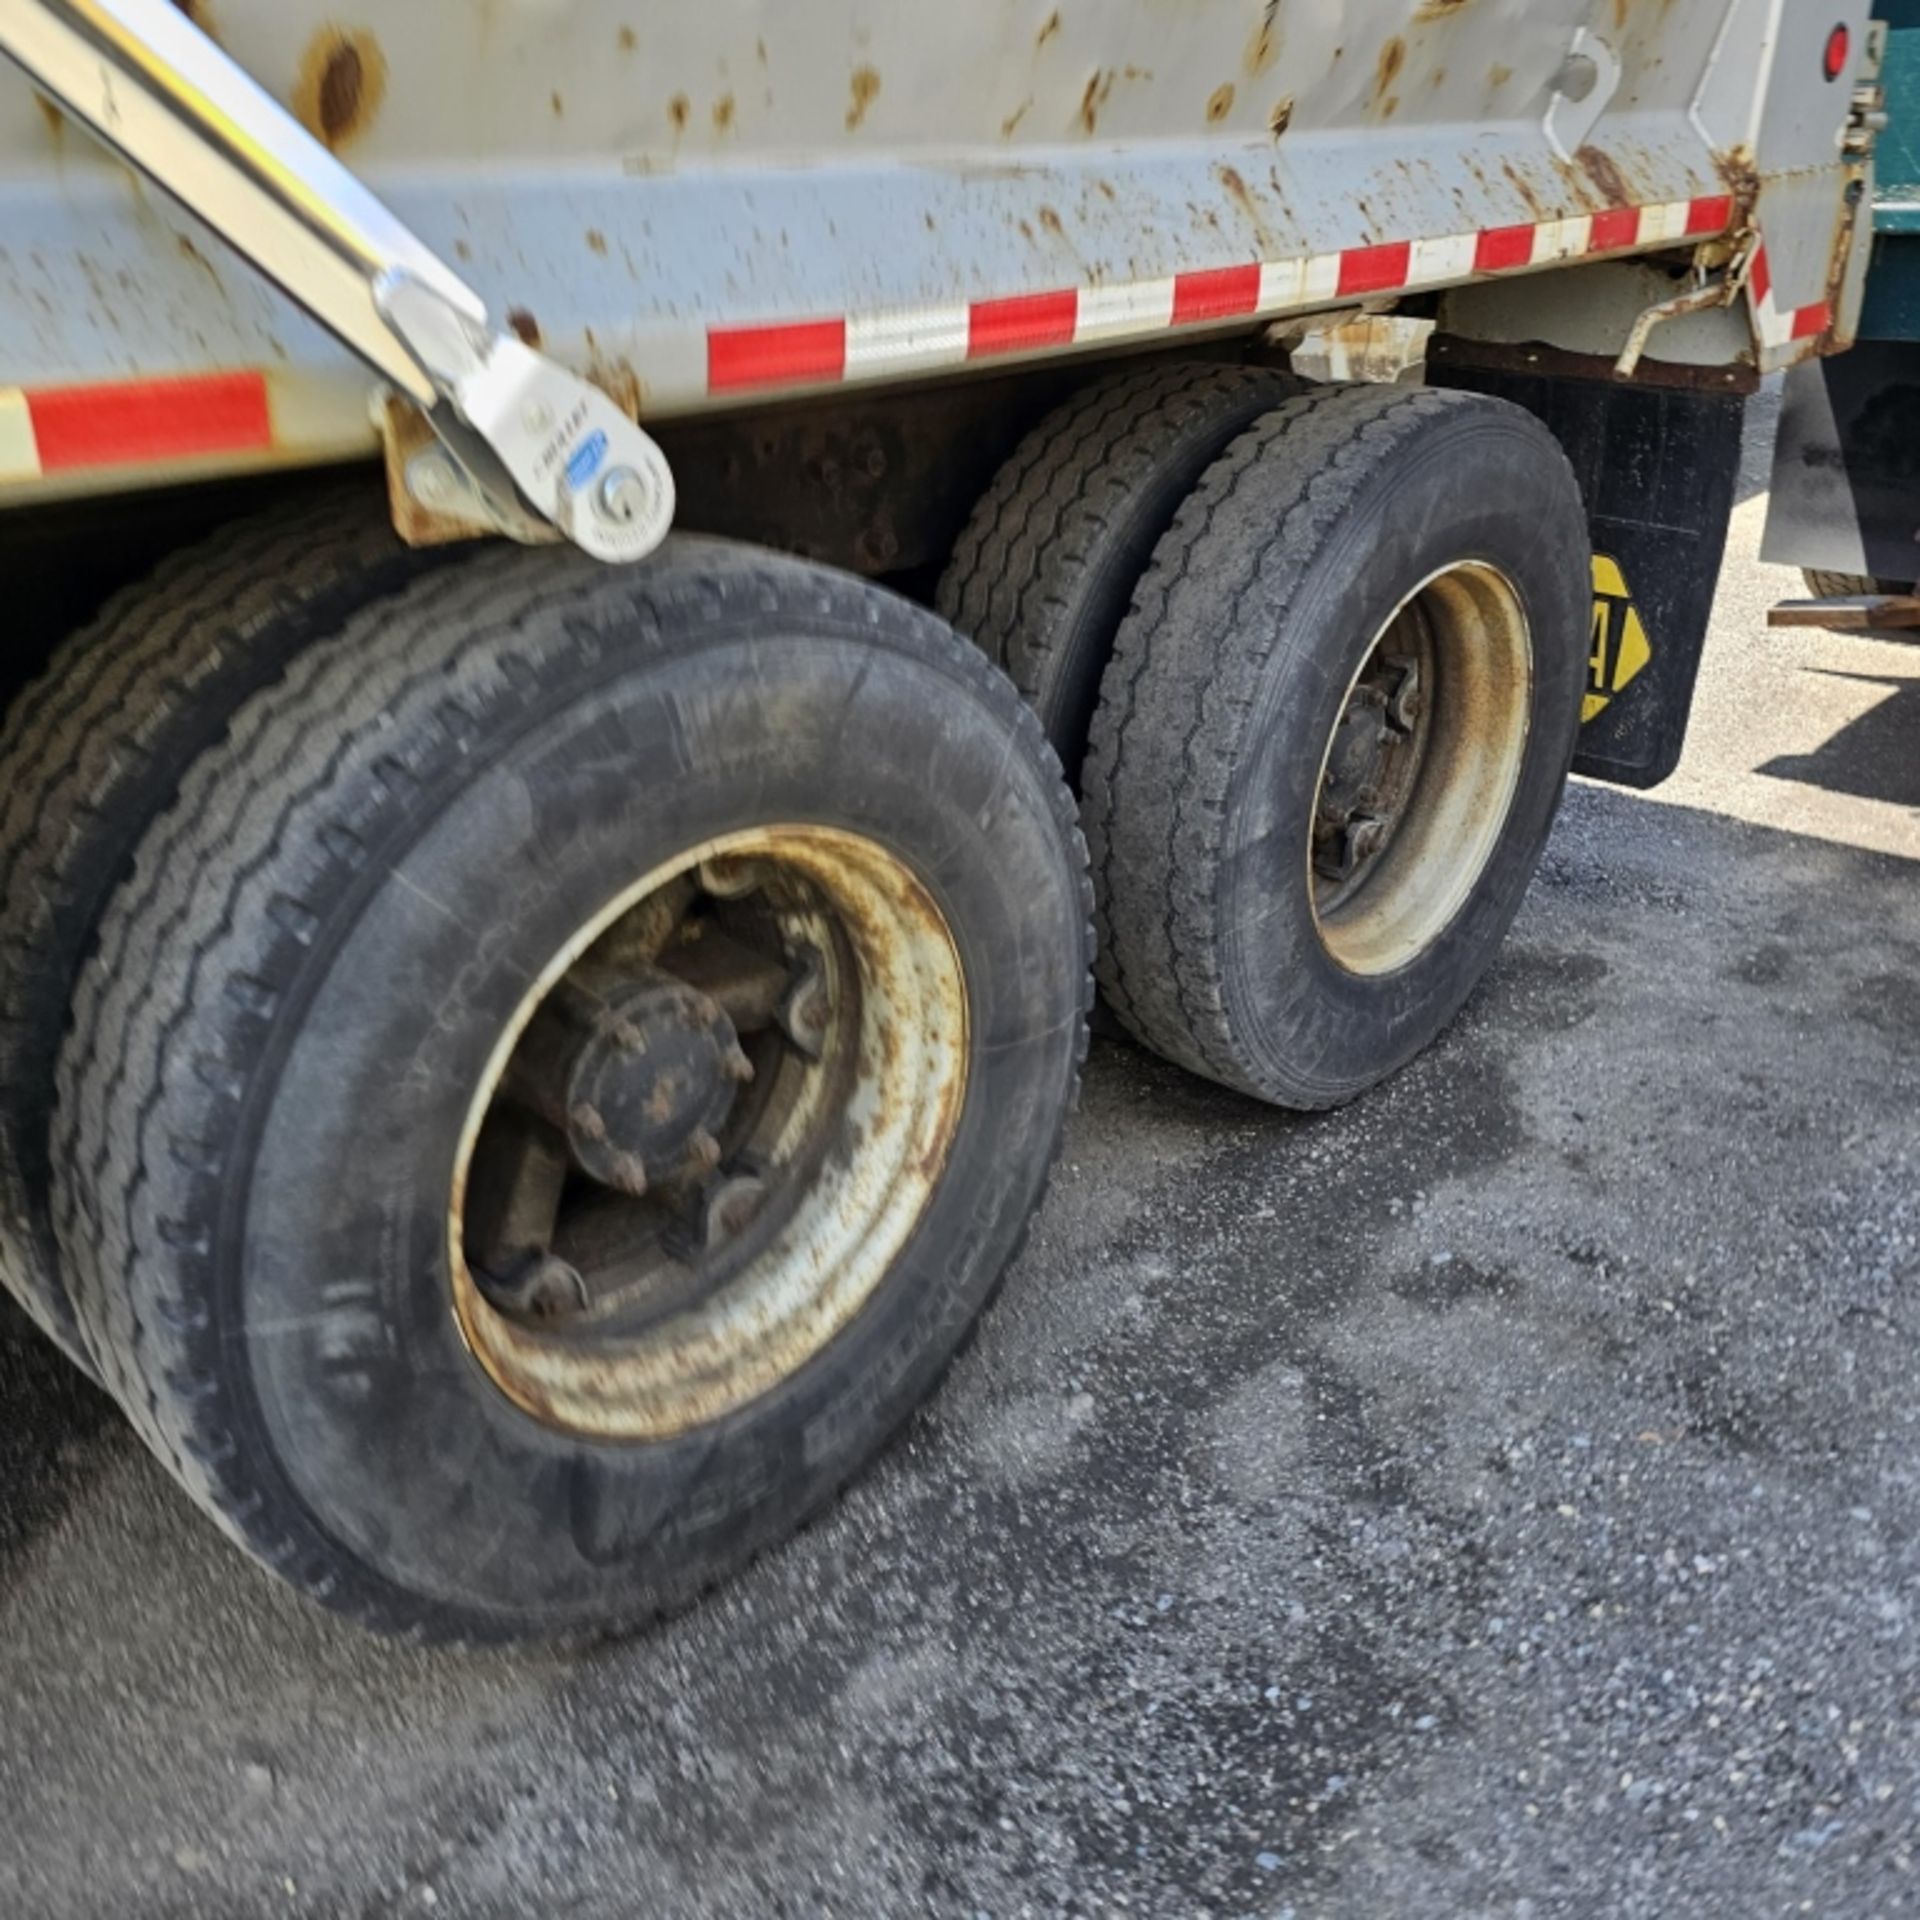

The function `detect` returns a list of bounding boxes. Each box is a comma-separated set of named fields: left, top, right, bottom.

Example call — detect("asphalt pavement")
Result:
left=3, top=388, right=1918, bottom=1919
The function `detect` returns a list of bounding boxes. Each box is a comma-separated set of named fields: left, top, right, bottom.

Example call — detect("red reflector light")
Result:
left=1824, top=23, right=1850, bottom=81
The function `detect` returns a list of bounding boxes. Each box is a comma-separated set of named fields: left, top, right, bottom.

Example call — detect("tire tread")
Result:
left=55, top=537, right=1092, bottom=1643
left=1083, top=383, right=1580, bottom=1104
left=0, top=489, right=424, bottom=1368
left=936, top=360, right=1300, bottom=756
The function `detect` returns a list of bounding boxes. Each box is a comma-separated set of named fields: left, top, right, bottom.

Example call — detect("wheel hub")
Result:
left=1306, top=562, right=1534, bottom=977
left=1313, top=647, right=1427, bottom=903
left=503, top=966, right=756, bottom=1198
left=450, top=825, right=970, bottom=1440
left=568, top=972, right=745, bottom=1190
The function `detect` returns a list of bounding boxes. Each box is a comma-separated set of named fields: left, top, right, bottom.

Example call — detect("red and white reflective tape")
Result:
left=708, top=193, right=1739, bottom=395
left=0, top=369, right=272, bottom=483
left=1747, top=243, right=1833, bottom=349
left=0, top=196, right=1831, bottom=485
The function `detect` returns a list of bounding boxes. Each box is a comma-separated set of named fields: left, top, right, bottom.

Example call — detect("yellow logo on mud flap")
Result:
left=1584, top=554, right=1652, bottom=724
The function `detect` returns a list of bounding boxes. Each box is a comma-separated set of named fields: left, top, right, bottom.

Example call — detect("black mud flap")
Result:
left=1428, top=341, right=1745, bottom=790
left=1761, top=341, right=1920, bottom=585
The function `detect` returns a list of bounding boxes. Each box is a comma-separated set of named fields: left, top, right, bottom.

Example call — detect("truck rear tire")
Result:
left=1084, top=384, right=1588, bottom=1108
left=52, top=538, right=1090, bottom=1641
left=1798, top=570, right=1920, bottom=642
left=937, top=360, right=1298, bottom=783
left=0, top=490, right=435, bottom=1374
left=1802, top=569, right=1913, bottom=600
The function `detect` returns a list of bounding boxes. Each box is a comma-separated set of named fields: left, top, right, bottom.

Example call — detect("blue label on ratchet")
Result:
left=564, top=429, right=609, bottom=492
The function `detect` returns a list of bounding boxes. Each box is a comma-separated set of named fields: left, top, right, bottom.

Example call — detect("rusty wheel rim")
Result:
left=448, top=826, right=968, bottom=1440
left=1308, top=561, right=1533, bottom=976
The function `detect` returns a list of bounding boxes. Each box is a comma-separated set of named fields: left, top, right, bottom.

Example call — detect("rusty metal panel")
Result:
left=0, top=0, right=1871, bottom=499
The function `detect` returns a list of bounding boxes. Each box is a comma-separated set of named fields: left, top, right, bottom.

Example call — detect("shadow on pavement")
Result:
left=1756, top=668, right=1920, bottom=808
left=0, top=1297, right=120, bottom=1601
left=0, top=781, right=1916, bottom=1919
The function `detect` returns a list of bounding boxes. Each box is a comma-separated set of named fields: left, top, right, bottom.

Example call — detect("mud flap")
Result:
left=1428, top=346, right=1745, bottom=790
left=1761, top=342, right=1920, bottom=586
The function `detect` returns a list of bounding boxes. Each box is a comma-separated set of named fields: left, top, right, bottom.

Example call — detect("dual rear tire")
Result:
left=0, top=492, right=444, bottom=1372
left=0, top=361, right=1589, bottom=1640
left=942, top=369, right=1592, bottom=1109
left=5, top=531, right=1090, bottom=1640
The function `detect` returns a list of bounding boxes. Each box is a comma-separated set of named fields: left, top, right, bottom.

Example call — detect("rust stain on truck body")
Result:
left=292, top=26, right=387, bottom=152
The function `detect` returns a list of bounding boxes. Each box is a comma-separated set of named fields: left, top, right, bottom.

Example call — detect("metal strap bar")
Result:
left=0, top=0, right=674, bottom=561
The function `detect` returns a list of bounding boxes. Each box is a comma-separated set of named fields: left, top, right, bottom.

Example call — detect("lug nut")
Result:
left=605, top=1150, right=649, bottom=1198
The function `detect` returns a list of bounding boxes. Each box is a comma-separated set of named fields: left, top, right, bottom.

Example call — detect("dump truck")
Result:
left=1764, top=0, right=1920, bottom=623
left=0, top=0, right=1881, bottom=1640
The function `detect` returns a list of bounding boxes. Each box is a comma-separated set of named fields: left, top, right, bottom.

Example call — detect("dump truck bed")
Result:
left=0, top=0, right=1871, bottom=501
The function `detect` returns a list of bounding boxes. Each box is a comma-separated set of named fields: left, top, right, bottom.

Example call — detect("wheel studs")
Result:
left=472, top=867, right=851, bottom=1334
left=606, top=1150, right=649, bottom=1198
left=1314, top=634, right=1431, bottom=904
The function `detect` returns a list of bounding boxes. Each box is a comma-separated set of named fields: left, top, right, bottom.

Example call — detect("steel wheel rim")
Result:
left=448, top=825, right=968, bottom=1441
left=1308, top=561, right=1533, bottom=976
